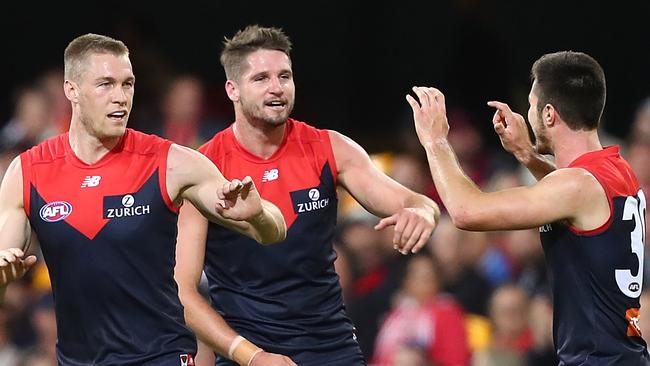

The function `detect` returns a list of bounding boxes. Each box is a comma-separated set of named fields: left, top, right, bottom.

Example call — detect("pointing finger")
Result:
left=487, top=101, right=513, bottom=116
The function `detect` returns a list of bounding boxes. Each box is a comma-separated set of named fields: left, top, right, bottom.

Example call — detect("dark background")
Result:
left=3, top=0, right=650, bottom=151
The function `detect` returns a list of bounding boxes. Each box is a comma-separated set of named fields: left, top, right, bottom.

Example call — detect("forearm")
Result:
left=516, top=148, right=556, bottom=181
left=248, top=200, right=286, bottom=245
left=423, top=139, right=483, bottom=226
left=180, top=287, right=245, bottom=355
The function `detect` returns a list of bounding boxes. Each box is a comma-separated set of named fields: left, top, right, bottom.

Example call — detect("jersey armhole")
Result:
left=322, top=130, right=339, bottom=187
left=158, top=141, right=180, bottom=214
left=568, top=170, right=614, bottom=236
left=20, top=153, right=31, bottom=218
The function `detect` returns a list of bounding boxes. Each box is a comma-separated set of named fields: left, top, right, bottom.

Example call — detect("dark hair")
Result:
left=220, top=25, right=292, bottom=81
left=64, top=33, right=129, bottom=82
left=531, top=51, right=606, bottom=130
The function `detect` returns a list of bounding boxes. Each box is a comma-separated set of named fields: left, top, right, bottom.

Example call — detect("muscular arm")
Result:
left=166, top=144, right=285, bottom=244
left=175, top=203, right=239, bottom=355
left=175, top=186, right=296, bottom=366
left=410, top=87, right=608, bottom=231
left=0, top=157, right=37, bottom=301
left=329, top=131, right=439, bottom=253
left=422, top=139, right=606, bottom=230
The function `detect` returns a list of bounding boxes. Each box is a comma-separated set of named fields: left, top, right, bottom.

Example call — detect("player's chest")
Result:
left=220, top=155, right=337, bottom=227
left=30, top=161, right=163, bottom=239
left=222, top=154, right=333, bottom=196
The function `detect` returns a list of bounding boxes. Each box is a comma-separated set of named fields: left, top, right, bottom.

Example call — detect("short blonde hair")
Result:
left=64, top=33, right=129, bottom=82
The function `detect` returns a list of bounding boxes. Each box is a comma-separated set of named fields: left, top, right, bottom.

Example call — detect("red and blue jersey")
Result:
left=21, top=129, right=196, bottom=365
left=540, top=146, right=649, bottom=365
left=199, top=119, right=364, bottom=365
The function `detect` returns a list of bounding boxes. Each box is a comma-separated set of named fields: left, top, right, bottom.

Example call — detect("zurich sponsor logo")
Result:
left=104, top=193, right=151, bottom=219
left=39, top=201, right=73, bottom=222
left=292, top=187, right=331, bottom=214
left=121, top=194, right=135, bottom=207
left=309, top=188, right=320, bottom=201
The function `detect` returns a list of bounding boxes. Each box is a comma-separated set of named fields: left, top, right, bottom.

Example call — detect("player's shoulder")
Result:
left=122, top=128, right=172, bottom=155
left=567, top=146, right=640, bottom=198
left=537, top=167, right=617, bottom=214
left=543, top=167, right=601, bottom=191
left=287, top=118, right=329, bottom=142
left=197, top=124, right=233, bottom=157
left=22, top=133, right=68, bottom=163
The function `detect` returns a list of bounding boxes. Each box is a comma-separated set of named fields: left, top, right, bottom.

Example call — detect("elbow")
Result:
left=447, top=206, right=480, bottom=231
left=176, top=287, right=193, bottom=313
left=176, top=282, right=194, bottom=305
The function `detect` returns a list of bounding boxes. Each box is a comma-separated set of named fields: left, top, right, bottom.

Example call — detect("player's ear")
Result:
left=544, top=104, right=556, bottom=127
left=225, top=80, right=239, bottom=102
left=64, top=80, right=79, bottom=103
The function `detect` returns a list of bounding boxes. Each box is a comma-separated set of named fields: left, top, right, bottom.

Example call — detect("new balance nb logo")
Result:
left=81, top=176, right=101, bottom=188
left=262, top=169, right=279, bottom=182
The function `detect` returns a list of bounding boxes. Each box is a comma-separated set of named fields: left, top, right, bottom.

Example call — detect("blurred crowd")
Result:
left=2, top=67, right=650, bottom=366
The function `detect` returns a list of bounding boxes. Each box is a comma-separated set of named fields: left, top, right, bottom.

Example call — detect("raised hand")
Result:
left=406, top=86, right=450, bottom=145
left=216, top=176, right=263, bottom=221
left=0, top=248, right=37, bottom=287
left=374, top=207, right=436, bottom=255
left=487, top=101, right=534, bottom=161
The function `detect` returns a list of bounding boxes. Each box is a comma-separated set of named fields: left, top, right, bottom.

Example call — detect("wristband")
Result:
left=228, top=335, right=263, bottom=366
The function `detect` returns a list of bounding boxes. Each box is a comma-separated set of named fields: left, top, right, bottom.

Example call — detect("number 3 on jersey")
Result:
left=616, top=190, right=647, bottom=298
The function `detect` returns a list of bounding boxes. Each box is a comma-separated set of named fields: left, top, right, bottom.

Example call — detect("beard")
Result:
left=240, top=95, right=295, bottom=127
left=532, top=113, right=552, bottom=155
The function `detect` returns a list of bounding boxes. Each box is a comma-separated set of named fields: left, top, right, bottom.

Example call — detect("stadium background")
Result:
left=3, top=1, right=650, bottom=145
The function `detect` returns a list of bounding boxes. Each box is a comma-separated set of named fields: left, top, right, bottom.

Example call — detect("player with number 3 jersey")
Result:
left=409, top=51, right=650, bottom=365
left=540, top=146, right=647, bottom=364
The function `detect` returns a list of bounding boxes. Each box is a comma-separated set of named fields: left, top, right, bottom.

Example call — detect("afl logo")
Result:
left=629, top=283, right=640, bottom=292
left=122, top=194, right=135, bottom=207
left=39, top=201, right=72, bottom=222
left=308, top=189, right=320, bottom=201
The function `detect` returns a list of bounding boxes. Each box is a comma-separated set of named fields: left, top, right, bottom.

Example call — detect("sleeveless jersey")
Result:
left=540, top=146, right=650, bottom=365
left=199, top=119, right=364, bottom=365
left=21, top=129, right=196, bottom=366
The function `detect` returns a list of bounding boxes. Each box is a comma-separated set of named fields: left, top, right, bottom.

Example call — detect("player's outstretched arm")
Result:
left=487, top=100, right=556, bottom=180
left=167, top=144, right=286, bottom=245
left=408, top=86, right=607, bottom=231
left=0, top=157, right=37, bottom=302
left=175, top=201, right=297, bottom=366
left=329, top=131, right=440, bottom=255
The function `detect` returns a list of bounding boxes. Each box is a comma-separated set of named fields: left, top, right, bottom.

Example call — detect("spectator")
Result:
left=373, top=253, right=470, bottom=366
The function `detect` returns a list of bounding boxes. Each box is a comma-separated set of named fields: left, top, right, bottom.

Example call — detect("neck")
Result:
left=68, top=118, right=122, bottom=164
left=232, top=115, right=287, bottom=160
left=552, top=128, right=602, bottom=168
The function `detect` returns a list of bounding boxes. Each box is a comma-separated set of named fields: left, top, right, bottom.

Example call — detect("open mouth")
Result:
left=264, top=100, right=287, bottom=110
left=107, top=111, right=127, bottom=121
